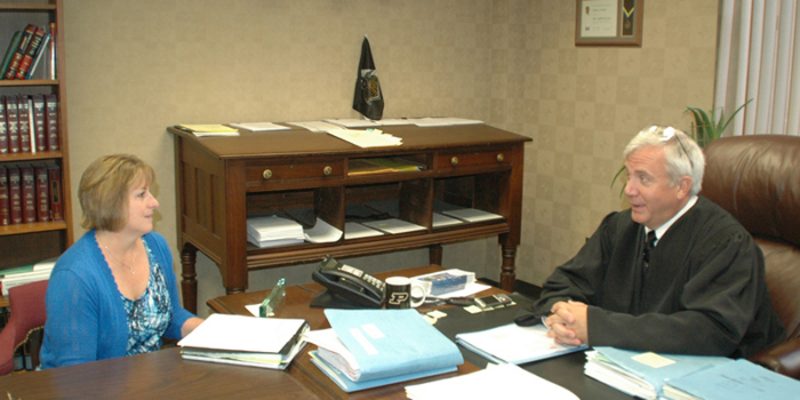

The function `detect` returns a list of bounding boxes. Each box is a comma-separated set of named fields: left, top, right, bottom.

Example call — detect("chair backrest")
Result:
left=701, top=134, right=800, bottom=340
left=0, top=280, right=49, bottom=375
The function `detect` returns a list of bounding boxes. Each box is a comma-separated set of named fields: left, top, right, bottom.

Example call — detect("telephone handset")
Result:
left=311, top=256, right=385, bottom=308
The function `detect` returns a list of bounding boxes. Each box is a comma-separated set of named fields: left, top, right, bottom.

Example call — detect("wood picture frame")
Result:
left=575, top=0, right=643, bottom=47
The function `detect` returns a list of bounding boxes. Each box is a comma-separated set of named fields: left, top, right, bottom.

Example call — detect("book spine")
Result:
left=8, top=166, right=22, bottom=224
left=0, top=166, right=8, bottom=226
left=14, top=26, right=46, bottom=80
left=0, top=96, right=7, bottom=154
left=4, top=24, right=36, bottom=80
left=25, top=34, right=50, bottom=80
left=47, top=164, right=62, bottom=221
left=48, top=22, right=57, bottom=80
left=5, top=96, right=19, bottom=153
left=45, top=94, right=59, bottom=151
left=32, top=95, right=46, bottom=152
left=1, top=31, right=22, bottom=78
left=17, top=95, right=31, bottom=153
left=35, top=164, right=49, bottom=222
left=20, top=164, right=36, bottom=223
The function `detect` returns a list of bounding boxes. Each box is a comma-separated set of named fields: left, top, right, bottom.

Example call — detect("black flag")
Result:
left=352, top=36, right=384, bottom=120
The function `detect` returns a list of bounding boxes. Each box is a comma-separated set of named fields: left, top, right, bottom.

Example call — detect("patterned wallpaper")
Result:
left=62, top=0, right=718, bottom=313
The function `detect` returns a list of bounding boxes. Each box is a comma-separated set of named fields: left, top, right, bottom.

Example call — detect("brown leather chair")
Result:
left=702, top=134, right=800, bottom=378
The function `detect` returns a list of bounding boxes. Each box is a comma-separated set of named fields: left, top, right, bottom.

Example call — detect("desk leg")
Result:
left=499, top=234, right=517, bottom=292
left=429, top=244, right=443, bottom=266
left=180, top=244, right=198, bottom=314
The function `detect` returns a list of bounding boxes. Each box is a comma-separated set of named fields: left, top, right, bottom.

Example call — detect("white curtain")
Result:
left=715, top=0, right=800, bottom=136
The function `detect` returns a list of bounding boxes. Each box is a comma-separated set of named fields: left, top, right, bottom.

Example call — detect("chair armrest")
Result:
left=750, top=337, right=800, bottom=379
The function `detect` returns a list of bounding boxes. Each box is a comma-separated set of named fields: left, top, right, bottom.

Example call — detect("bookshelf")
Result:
left=170, top=123, right=530, bottom=313
left=1, top=0, right=71, bottom=308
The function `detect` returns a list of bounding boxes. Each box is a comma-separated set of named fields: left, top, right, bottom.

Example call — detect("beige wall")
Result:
left=62, top=0, right=718, bottom=315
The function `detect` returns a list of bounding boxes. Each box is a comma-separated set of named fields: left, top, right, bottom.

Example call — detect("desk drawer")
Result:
left=246, top=159, right=344, bottom=189
left=434, top=148, right=511, bottom=171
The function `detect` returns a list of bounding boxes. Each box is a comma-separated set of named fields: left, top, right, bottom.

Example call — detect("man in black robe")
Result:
left=528, top=125, right=784, bottom=357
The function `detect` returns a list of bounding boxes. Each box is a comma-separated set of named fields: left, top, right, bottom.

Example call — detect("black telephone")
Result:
left=311, top=256, right=385, bottom=308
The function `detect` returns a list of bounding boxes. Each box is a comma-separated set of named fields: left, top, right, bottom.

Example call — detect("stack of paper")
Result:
left=662, top=358, right=800, bottom=400
left=456, top=323, right=587, bottom=365
left=584, top=347, right=731, bottom=400
left=302, top=218, right=343, bottom=244
left=344, top=222, right=384, bottom=240
left=361, top=218, right=426, bottom=234
left=178, top=313, right=309, bottom=370
left=227, top=122, right=289, bottom=132
left=405, top=363, right=578, bottom=400
left=176, top=124, right=239, bottom=137
left=246, top=215, right=304, bottom=248
left=441, top=208, right=503, bottom=223
left=325, top=127, right=402, bottom=148
left=432, top=212, right=463, bottom=228
left=303, top=309, right=464, bottom=392
left=0, top=258, right=56, bottom=296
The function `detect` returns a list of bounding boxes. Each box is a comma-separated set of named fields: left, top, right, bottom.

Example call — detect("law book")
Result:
left=3, top=24, right=36, bottom=80
left=0, top=166, right=8, bottom=225
left=20, top=164, right=36, bottom=223
left=178, top=313, right=309, bottom=370
left=47, top=164, right=62, bottom=221
left=584, top=346, right=731, bottom=400
left=304, top=309, right=463, bottom=392
left=46, top=22, right=57, bottom=80
left=16, top=95, right=31, bottom=153
left=31, top=94, right=46, bottom=152
left=5, top=96, right=20, bottom=153
left=7, top=166, right=22, bottom=224
left=44, top=94, right=59, bottom=151
left=0, top=96, right=8, bottom=154
left=456, top=322, right=587, bottom=365
left=34, top=164, right=49, bottom=222
left=14, top=26, right=46, bottom=80
left=662, top=358, right=800, bottom=400
left=0, top=31, right=23, bottom=77
left=25, top=33, right=50, bottom=80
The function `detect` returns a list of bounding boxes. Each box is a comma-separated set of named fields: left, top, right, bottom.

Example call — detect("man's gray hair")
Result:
left=623, top=125, right=705, bottom=195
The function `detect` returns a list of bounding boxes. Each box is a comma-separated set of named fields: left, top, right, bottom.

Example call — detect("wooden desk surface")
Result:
left=0, top=348, right=317, bottom=400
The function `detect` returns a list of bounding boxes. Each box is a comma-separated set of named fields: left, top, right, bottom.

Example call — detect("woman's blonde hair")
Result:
left=79, top=154, right=155, bottom=231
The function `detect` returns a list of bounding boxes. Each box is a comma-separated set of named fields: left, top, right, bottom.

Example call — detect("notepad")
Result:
left=456, top=323, right=587, bottom=365
left=176, top=124, right=239, bottom=137
left=228, top=122, right=290, bottom=132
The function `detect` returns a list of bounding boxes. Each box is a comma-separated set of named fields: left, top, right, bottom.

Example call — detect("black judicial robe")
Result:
left=532, top=196, right=785, bottom=357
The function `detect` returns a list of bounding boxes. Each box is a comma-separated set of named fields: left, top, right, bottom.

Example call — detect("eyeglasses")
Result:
left=648, top=125, right=694, bottom=169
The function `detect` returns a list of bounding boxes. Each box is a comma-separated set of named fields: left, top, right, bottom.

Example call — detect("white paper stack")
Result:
left=246, top=215, right=304, bottom=248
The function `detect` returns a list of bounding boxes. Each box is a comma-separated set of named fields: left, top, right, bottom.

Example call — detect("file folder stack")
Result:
left=178, top=313, right=309, bottom=370
left=304, top=309, right=464, bottom=392
left=246, top=215, right=304, bottom=248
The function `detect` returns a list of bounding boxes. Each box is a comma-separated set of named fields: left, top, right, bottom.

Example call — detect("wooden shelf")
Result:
left=0, top=3, right=56, bottom=12
left=0, top=220, right=66, bottom=236
left=0, top=150, right=63, bottom=162
left=0, top=79, right=58, bottom=87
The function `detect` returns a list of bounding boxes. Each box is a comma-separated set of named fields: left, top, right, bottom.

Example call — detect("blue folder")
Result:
left=309, top=350, right=458, bottom=393
left=665, top=358, right=800, bottom=400
left=320, top=309, right=464, bottom=385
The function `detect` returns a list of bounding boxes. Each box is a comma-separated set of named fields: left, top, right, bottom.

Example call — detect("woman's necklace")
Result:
left=100, top=238, right=139, bottom=274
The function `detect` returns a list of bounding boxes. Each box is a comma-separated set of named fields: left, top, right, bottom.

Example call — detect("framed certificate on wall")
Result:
left=575, top=0, right=643, bottom=46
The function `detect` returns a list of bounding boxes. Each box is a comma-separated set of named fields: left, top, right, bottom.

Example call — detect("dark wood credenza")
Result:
left=169, top=123, right=530, bottom=312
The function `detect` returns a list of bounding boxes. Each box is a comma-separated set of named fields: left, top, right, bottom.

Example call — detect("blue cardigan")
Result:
left=40, top=230, right=194, bottom=368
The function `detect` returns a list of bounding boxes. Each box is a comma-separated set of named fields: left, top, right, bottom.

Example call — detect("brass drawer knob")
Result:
left=323, top=165, right=333, bottom=176
left=262, top=169, right=273, bottom=180
left=450, top=156, right=459, bottom=166
left=496, top=153, right=505, bottom=162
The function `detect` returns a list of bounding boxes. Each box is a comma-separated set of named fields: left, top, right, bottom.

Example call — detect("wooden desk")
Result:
left=208, top=266, right=629, bottom=400
left=170, top=123, right=530, bottom=312
left=0, top=348, right=317, bottom=400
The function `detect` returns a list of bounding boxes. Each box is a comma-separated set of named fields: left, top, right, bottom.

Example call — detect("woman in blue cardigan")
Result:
left=41, top=154, right=203, bottom=368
